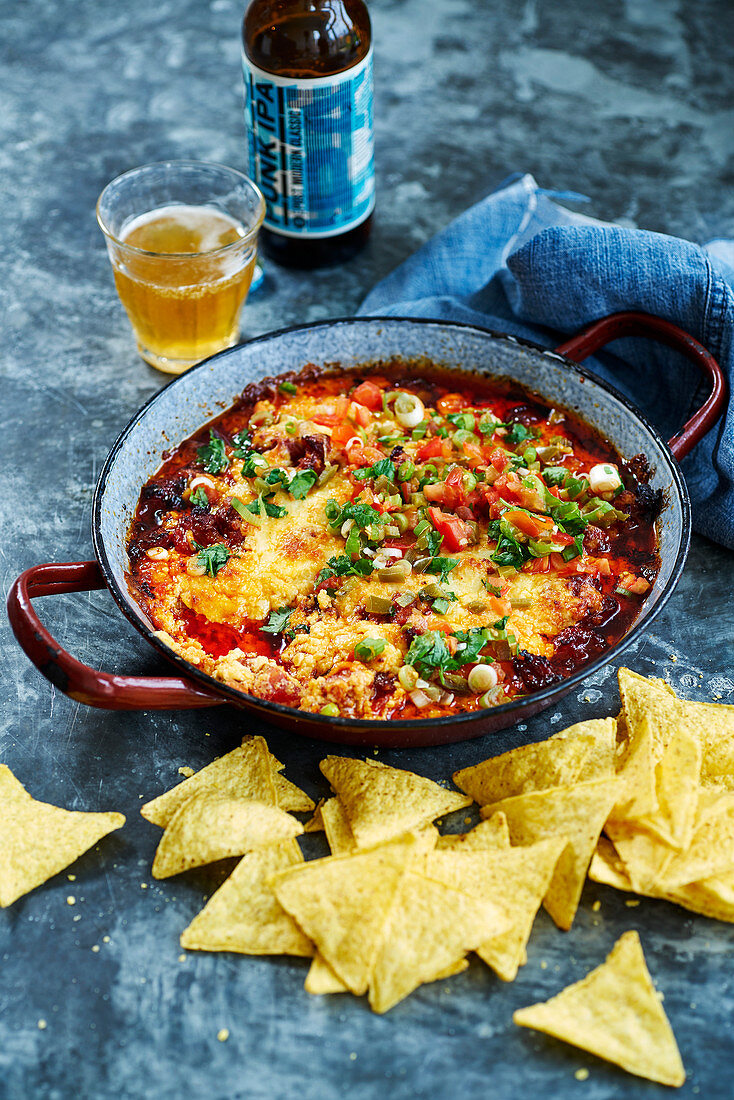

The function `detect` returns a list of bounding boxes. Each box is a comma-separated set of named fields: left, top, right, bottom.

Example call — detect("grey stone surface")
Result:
left=1, top=1, right=733, bottom=1097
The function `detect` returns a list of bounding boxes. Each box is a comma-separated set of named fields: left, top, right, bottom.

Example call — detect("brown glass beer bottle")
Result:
left=242, top=0, right=374, bottom=269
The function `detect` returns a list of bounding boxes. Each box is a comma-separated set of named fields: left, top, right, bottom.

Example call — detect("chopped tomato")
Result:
left=331, top=423, right=355, bottom=448
left=487, top=594, right=512, bottom=619
left=422, top=482, right=445, bottom=503
left=350, top=380, right=384, bottom=410
left=416, top=437, right=446, bottom=461
left=503, top=510, right=554, bottom=539
left=428, top=507, right=473, bottom=552
left=461, top=442, right=485, bottom=468
left=436, top=393, right=465, bottom=415
left=525, top=556, right=552, bottom=574
left=313, top=395, right=349, bottom=426
left=489, top=448, right=511, bottom=472
left=350, top=402, right=372, bottom=428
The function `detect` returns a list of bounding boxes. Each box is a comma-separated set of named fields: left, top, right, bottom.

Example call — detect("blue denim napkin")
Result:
left=359, top=174, right=734, bottom=549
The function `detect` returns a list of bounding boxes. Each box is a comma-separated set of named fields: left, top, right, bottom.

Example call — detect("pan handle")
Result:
left=7, top=561, right=224, bottom=710
left=554, top=310, right=726, bottom=460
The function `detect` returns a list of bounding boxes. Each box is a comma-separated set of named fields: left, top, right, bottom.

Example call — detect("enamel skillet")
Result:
left=8, top=313, right=725, bottom=749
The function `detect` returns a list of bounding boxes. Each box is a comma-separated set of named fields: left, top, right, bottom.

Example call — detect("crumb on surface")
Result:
left=91, top=945, right=100, bottom=953
left=592, top=899, right=601, bottom=912
left=217, top=1028, right=230, bottom=1042
left=625, top=899, right=640, bottom=907
left=37, top=1019, right=47, bottom=1030
left=178, top=766, right=195, bottom=778
left=67, top=874, right=76, bottom=882
left=66, top=896, right=75, bottom=906
left=574, top=1068, right=589, bottom=1081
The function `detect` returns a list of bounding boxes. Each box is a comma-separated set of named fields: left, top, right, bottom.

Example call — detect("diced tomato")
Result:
left=461, top=442, right=485, bottom=468
left=313, top=395, right=350, bottom=426
left=350, top=402, right=372, bottom=428
left=428, top=507, right=473, bottom=552
left=331, top=423, right=355, bottom=448
left=489, top=448, right=511, bottom=472
left=422, top=482, right=445, bottom=503
left=487, top=594, right=512, bottom=619
left=525, top=556, right=552, bottom=574
left=503, top=510, right=554, bottom=539
left=436, top=393, right=465, bottom=415
left=350, top=381, right=384, bottom=410
left=416, top=437, right=445, bottom=461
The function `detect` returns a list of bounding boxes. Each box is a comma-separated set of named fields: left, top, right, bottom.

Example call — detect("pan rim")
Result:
left=92, top=314, right=691, bottom=730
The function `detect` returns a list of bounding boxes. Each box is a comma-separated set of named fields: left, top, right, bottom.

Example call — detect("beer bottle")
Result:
left=242, top=0, right=374, bottom=269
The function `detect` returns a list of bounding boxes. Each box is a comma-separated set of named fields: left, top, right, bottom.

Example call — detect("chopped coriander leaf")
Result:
left=492, top=615, right=509, bottom=631
left=450, top=628, right=490, bottom=668
left=483, top=581, right=503, bottom=597
left=353, top=458, right=396, bottom=483
left=232, top=430, right=252, bottom=458
left=241, top=451, right=265, bottom=477
left=507, top=422, right=537, bottom=445
left=196, top=431, right=229, bottom=474
left=288, top=469, right=318, bottom=500
left=246, top=495, right=288, bottom=519
left=424, top=556, right=459, bottom=582
left=261, top=607, right=293, bottom=634
left=447, top=412, right=476, bottom=431
left=549, top=498, right=587, bottom=535
left=542, top=466, right=567, bottom=486
left=189, top=487, right=210, bottom=510
left=266, top=468, right=289, bottom=488
left=315, top=554, right=374, bottom=586
left=326, top=499, right=383, bottom=530
left=354, top=637, right=386, bottom=662
left=404, top=631, right=451, bottom=677
left=278, top=381, right=298, bottom=395
left=562, top=534, right=585, bottom=561
left=194, top=543, right=230, bottom=577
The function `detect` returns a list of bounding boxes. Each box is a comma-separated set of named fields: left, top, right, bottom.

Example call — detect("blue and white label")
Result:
left=243, top=50, right=375, bottom=238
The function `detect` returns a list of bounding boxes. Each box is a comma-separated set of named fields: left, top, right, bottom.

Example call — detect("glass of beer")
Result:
left=97, top=161, right=265, bottom=373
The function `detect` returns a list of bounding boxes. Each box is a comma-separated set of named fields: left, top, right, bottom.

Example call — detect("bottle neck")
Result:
left=242, top=0, right=371, bottom=79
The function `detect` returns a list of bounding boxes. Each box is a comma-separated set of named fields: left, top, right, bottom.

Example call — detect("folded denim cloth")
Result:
left=359, top=174, right=734, bottom=549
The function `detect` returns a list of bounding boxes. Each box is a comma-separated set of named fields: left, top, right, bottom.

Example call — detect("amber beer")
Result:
left=97, top=162, right=265, bottom=374
left=114, top=206, right=256, bottom=371
left=242, top=0, right=374, bottom=269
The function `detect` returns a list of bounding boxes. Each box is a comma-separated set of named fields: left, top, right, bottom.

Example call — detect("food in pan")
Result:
left=126, top=365, right=661, bottom=719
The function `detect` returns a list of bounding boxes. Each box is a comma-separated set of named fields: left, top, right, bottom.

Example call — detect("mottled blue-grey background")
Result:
left=2, top=1, right=734, bottom=1098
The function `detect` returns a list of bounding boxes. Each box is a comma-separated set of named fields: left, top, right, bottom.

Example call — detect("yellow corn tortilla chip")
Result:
left=368, top=869, right=509, bottom=1013
left=589, top=837, right=634, bottom=891
left=321, top=797, right=358, bottom=855
left=453, top=734, right=595, bottom=807
left=618, top=668, right=680, bottom=759
left=514, top=930, right=685, bottom=1087
left=422, top=837, right=566, bottom=982
left=272, top=773, right=315, bottom=814
left=609, top=714, right=658, bottom=823
left=0, top=765, right=125, bottom=908
left=552, top=718, right=618, bottom=781
left=436, top=811, right=510, bottom=850
left=180, top=839, right=313, bottom=955
left=483, top=778, right=618, bottom=930
left=151, top=793, right=303, bottom=879
left=303, top=800, right=325, bottom=832
left=638, top=723, right=701, bottom=851
left=657, top=796, right=734, bottom=889
left=141, top=737, right=277, bottom=827
left=603, top=818, right=675, bottom=894
left=680, top=699, right=734, bottom=789
left=304, top=949, right=468, bottom=996
left=320, top=756, right=471, bottom=849
left=274, top=833, right=422, bottom=995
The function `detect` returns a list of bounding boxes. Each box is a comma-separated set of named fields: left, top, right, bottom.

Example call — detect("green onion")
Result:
left=397, top=459, right=415, bottom=481
left=278, top=380, right=298, bottom=395
left=320, top=703, right=340, bottom=717
left=354, top=637, right=387, bottom=662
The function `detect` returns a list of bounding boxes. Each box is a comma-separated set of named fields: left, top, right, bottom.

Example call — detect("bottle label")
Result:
left=242, top=49, right=375, bottom=239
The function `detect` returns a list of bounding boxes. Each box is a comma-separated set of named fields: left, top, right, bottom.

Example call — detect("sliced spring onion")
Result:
left=354, top=637, right=387, bottom=662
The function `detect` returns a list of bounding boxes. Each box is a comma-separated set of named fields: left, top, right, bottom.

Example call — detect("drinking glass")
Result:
left=97, top=161, right=265, bottom=374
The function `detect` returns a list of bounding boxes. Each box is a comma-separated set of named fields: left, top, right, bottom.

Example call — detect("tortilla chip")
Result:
left=657, top=796, right=734, bottom=889
left=151, top=794, right=303, bottom=879
left=180, top=840, right=312, bottom=956
left=141, top=737, right=277, bottom=827
left=423, top=837, right=566, bottom=981
left=304, top=949, right=468, bottom=996
left=320, top=756, right=471, bottom=849
left=303, top=800, right=325, bottom=832
left=553, top=718, right=618, bottom=781
left=680, top=700, right=734, bottom=789
left=609, top=715, right=658, bottom=823
left=483, top=778, right=618, bottom=930
left=514, top=930, right=685, bottom=1087
left=272, top=773, right=315, bottom=814
left=274, top=834, right=421, bottom=995
left=436, top=811, right=510, bottom=851
left=662, top=872, right=734, bottom=923
left=321, top=797, right=358, bottom=855
left=589, top=837, right=634, bottom=891
left=0, top=765, right=125, bottom=908
left=453, top=734, right=595, bottom=807
left=368, top=869, right=509, bottom=1013
left=604, top=817, right=675, bottom=894
left=639, top=724, right=701, bottom=850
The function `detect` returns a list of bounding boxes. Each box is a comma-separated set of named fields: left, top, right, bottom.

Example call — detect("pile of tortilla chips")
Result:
left=0, top=765, right=124, bottom=907
left=588, top=669, right=734, bottom=921
left=137, top=670, right=734, bottom=1084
